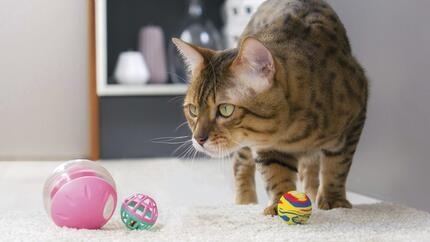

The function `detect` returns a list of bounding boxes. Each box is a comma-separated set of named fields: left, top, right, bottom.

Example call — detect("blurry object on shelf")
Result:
left=222, top=0, right=265, bottom=48
left=223, top=23, right=243, bottom=50
left=139, top=26, right=168, bottom=84
left=114, top=51, right=150, bottom=85
left=168, top=0, right=223, bottom=84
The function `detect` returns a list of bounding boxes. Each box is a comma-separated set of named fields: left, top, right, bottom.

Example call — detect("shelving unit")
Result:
left=95, top=0, right=188, bottom=97
left=90, top=0, right=224, bottom=159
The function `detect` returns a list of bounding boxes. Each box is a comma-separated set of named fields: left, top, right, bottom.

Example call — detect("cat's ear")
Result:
left=232, top=37, right=275, bottom=92
left=172, top=38, right=205, bottom=74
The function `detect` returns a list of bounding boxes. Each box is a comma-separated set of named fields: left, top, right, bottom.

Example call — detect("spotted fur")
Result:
left=173, top=0, right=368, bottom=214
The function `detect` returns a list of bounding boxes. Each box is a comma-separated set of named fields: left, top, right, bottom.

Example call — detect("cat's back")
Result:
left=241, top=0, right=351, bottom=56
left=241, top=0, right=368, bottom=142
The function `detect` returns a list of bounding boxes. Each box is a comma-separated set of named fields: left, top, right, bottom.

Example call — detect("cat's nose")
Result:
left=195, top=135, right=209, bottom=146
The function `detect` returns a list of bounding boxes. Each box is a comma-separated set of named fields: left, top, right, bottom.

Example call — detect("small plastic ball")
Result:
left=277, top=191, right=312, bottom=225
left=120, top=193, right=158, bottom=230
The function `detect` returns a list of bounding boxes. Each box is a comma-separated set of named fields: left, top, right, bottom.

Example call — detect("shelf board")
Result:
left=95, top=0, right=188, bottom=97
left=97, top=84, right=188, bottom=96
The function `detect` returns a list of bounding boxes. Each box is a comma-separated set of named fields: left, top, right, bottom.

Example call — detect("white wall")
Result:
left=0, top=0, right=89, bottom=160
left=327, top=0, right=430, bottom=212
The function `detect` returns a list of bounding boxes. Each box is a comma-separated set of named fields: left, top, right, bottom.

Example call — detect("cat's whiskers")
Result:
left=175, top=145, right=190, bottom=158
left=178, top=143, right=194, bottom=160
left=172, top=140, right=193, bottom=157
left=152, top=135, right=189, bottom=141
left=184, top=146, right=195, bottom=159
left=221, top=146, right=226, bottom=171
left=153, top=141, right=190, bottom=145
left=152, top=135, right=190, bottom=144
left=216, top=144, right=228, bottom=172
left=190, top=148, right=198, bottom=168
left=168, top=72, right=189, bottom=84
left=217, top=144, right=223, bottom=171
left=230, top=139, right=242, bottom=148
left=167, top=95, right=184, bottom=103
left=174, top=121, right=189, bottom=132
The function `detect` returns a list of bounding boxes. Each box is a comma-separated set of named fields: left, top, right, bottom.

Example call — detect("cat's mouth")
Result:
left=192, top=138, right=238, bottom=158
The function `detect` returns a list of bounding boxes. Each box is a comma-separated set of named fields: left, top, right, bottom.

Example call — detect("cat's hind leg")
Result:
left=317, top=114, right=365, bottom=210
left=233, top=147, right=258, bottom=204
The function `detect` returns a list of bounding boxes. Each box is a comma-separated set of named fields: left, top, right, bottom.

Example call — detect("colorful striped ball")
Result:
left=277, top=191, right=312, bottom=225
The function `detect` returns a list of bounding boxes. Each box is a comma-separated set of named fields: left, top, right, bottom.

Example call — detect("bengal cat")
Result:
left=173, top=0, right=368, bottom=215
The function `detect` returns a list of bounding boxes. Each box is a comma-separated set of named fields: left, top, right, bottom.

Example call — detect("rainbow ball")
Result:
left=277, top=191, right=312, bottom=225
left=120, top=193, right=158, bottom=230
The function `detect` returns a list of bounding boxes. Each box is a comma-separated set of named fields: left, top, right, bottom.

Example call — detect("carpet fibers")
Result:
left=1, top=203, right=429, bottom=242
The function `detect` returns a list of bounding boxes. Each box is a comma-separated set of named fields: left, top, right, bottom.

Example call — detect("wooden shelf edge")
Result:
left=89, top=0, right=100, bottom=160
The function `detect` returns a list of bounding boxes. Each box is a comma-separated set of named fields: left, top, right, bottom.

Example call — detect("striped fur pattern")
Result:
left=173, top=0, right=368, bottom=215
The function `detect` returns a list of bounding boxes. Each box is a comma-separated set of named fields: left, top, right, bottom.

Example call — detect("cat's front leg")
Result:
left=298, top=154, right=320, bottom=203
left=233, top=147, right=258, bottom=204
left=256, top=151, right=298, bottom=216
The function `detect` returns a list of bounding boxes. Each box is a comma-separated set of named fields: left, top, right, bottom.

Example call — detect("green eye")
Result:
left=218, top=104, right=235, bottom=118
left=189, top=104, right=198, bottom=117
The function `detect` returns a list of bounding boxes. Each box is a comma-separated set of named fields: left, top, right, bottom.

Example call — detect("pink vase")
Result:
left=139, top=25, right=168, bottom=84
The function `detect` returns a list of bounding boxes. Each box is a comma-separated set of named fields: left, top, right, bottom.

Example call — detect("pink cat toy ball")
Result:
left=43, top=159, right=117, bottom=229
left=120, top=193, right=158, bottom=230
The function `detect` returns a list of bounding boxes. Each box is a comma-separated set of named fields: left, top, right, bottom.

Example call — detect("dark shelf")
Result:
left=100, top=0, right=225, bottom=158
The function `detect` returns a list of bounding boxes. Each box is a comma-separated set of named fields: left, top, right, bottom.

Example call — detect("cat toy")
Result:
left=120, top=193, right=158, bottom=230
left=277, top=191, right=312, bottom=225
left=43, top=159, right=117, bottom=229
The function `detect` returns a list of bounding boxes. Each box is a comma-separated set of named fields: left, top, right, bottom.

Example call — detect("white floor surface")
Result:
left=1, top=159, right=429, bottom=242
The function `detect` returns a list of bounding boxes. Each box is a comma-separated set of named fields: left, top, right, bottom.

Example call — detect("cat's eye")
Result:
left=218, top=104, right=235, bottom=118
left=189, top=104, right=198, bottom=117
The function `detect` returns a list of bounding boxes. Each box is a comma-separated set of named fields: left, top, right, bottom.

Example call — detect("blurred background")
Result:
left=0, top=0, right=429, bottom=212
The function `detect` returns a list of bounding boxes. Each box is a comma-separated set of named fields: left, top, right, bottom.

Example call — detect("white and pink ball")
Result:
left=43, top=159, right=117, bottom=229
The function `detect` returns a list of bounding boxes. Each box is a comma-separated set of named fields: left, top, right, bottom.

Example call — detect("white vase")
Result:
left=114, top=51, right=150, bottom=85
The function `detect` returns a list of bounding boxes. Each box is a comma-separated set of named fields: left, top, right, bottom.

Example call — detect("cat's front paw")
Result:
left=317, top=196, right=352, bottom=210
left=235, top=192, right=258, bottom=205
left=263, top=204, right=278, bottom=216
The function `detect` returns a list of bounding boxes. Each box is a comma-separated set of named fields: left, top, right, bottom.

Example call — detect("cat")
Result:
left=173, top=0, right=368, bottom=215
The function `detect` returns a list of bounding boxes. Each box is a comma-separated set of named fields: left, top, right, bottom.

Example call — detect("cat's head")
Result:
left=173, top=37, right=286, bottom=157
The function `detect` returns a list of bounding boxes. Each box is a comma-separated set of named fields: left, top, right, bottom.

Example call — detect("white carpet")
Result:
left=1, top=203, right=430, bottom=242
left=0, top=160, right=429, bottom=241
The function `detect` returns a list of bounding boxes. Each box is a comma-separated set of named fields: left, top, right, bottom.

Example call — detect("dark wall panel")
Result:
left=100, top=96, right=190, bottom=159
